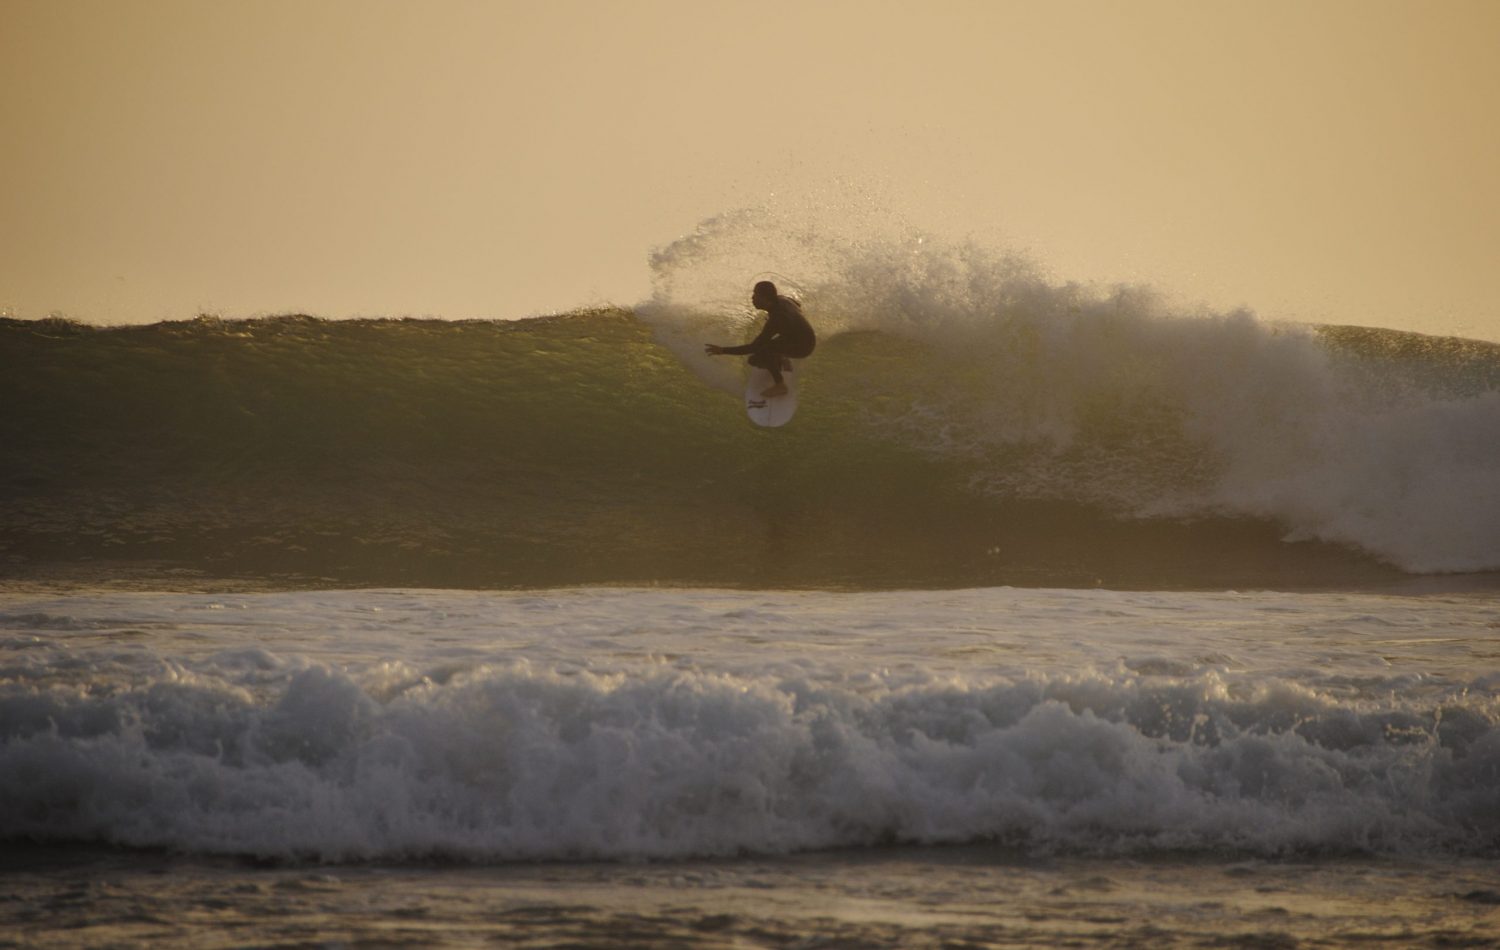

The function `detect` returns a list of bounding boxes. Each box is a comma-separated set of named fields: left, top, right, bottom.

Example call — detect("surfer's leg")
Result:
left=750, top=347, right=793, bottom=397
left=747, top=349, right=785, bottom=386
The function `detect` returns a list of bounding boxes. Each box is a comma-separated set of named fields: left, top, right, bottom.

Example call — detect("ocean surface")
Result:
left=4, top=222, right=1500, bottom=945
left=4, top=307, right=1500, bottom=593
left=2, top=586, right=1498, bottom=946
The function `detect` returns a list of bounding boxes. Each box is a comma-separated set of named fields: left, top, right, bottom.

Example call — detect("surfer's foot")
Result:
left=762, top=382, right=789, bottom=398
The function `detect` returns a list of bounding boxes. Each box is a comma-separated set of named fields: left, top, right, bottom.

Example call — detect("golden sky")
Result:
left=3, top=0, right=1498, bottom=339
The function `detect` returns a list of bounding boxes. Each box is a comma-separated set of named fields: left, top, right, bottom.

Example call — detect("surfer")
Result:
left=704, top=281, right=815, bottom=397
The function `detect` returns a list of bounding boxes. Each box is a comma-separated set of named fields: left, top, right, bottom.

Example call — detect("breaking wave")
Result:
left=3, top=211, right=1499, bottom=587
left=1, top=642, right=1496, bottom=861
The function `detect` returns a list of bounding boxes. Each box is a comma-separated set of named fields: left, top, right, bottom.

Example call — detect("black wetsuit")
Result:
left=720, top=295, right=816, bottom=385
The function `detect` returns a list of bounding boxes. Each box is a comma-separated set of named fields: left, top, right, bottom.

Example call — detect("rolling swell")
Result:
left=0, top=311, right=1494, bottom=590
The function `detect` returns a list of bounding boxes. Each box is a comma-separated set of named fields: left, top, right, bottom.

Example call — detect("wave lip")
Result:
left=3, top=656, right=1495, bottom=862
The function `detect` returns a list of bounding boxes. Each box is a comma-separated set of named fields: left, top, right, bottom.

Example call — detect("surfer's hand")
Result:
left=704, top=344, right=723, bottom=355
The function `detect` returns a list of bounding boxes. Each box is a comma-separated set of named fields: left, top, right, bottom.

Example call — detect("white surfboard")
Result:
left=744, top=363, right=799, bottom=427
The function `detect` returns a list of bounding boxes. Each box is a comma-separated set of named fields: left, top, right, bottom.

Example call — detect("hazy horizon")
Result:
left=3, top=0, right=1498, bottom=341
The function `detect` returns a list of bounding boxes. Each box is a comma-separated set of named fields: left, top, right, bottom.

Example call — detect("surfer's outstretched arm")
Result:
left=710, top=321, right=775, bottom=357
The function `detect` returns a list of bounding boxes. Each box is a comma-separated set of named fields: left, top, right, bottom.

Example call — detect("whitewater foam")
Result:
left=2, top=587, right=1496, bottom=862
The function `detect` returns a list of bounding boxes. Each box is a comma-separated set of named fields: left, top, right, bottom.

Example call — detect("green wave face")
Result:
left=1, top=311, right=1494, bottom=590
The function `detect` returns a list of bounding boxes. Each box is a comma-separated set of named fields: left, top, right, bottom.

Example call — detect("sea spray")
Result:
left=642, top=210, right=1500, bottom=573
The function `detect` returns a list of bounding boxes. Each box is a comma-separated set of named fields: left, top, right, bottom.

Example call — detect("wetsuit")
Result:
left=720, top=295, right=816, bottom=386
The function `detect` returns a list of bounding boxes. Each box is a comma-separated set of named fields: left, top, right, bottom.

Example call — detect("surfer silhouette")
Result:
left=704, top=281, right=816, bottom=397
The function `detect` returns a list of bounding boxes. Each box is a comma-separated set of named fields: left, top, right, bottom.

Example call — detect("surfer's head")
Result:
left=752, top=280, right=777, bottom=309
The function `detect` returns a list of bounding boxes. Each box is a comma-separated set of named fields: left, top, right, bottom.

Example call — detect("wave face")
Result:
left=3, top=223, right=1499, bottom=588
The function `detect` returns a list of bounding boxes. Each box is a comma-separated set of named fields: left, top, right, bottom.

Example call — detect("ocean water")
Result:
left=4, top=218, right=1500, bottom=944
left=2, top=586, right=1499, bottom=946
left=6, top=215, right=1500, bottom=591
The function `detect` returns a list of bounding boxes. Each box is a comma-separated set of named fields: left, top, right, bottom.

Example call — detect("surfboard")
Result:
left=745, top=362, right=798, bottom=427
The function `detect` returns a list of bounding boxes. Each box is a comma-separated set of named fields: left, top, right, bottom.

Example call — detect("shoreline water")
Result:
left=3, top=582, right=1497, bottom=946
left=5, top=562, right=1500, bottom=598
left=4, top=842, right=1498, bottom=948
